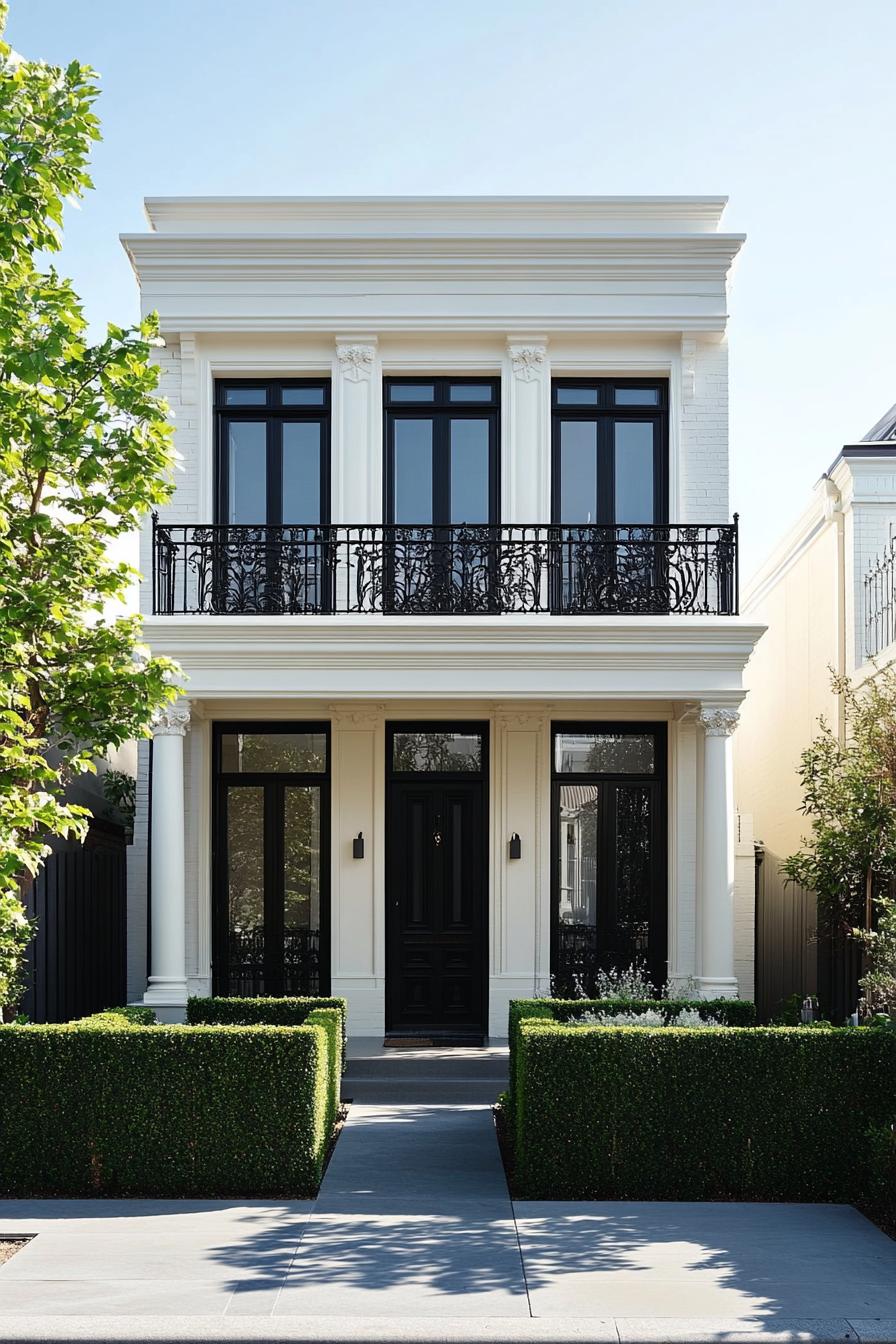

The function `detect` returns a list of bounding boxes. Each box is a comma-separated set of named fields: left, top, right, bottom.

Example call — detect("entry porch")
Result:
left=133, top=689, right=756, bottom=1037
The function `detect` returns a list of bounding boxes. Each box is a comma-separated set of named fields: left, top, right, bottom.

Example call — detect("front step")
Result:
left=343, top=1038, right=509, bottom=1103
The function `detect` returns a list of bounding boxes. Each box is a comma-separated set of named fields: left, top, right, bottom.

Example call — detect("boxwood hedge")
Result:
left=187, top=995, right=347, bottom=1058
left=508, top=996, right=755, bottom=1099
left=512, top=1019, right=896, bottom=1202
left=0, top=1019, right=331, bottom=1197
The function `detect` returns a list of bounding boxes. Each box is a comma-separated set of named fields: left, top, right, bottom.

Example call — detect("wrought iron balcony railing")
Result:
left=865, top=534, right=896, bottom=658
left=152, top=519, right=739, bottom=617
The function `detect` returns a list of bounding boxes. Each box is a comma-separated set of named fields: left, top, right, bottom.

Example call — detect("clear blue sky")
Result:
left=8, top=0, right=896, bottom=575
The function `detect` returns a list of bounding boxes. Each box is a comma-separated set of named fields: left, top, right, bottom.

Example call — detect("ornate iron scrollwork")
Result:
left=152, top=519, right=739, bottom=618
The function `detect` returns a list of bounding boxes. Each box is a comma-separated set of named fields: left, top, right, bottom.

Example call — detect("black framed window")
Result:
left=384, top=378, right=499, bottom=526
left=551, top=722, right=667, bottom=994
left=552, top=379, right=668, bottom=525
left=213, top=723, right=330, bottom=998
left=215, top=379, right=330, bottom=527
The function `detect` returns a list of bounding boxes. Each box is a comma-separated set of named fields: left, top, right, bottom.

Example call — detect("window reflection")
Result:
left=392, top=731, right=482, bottom=773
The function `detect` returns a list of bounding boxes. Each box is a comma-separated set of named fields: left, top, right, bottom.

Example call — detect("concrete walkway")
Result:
left=1, top=1042, right=896, bottom=1342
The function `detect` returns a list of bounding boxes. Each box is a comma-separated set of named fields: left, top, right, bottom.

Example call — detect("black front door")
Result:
left=386, top=724, right=488, bottom=1039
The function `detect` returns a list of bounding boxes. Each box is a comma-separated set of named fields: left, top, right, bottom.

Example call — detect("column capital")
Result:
left=151, top=698, right=192, bottom=738
left=494, top=702, right=552, bottom=730
left=335, top=336, right=378, bottom=383
left=327, top=701, right=385, bottom=728
left=699, top=705, right=740, bottom=737
left=506, top=336, right=549, bottom=383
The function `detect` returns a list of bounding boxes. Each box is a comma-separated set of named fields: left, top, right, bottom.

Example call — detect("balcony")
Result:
left=152, top=519, right=739, bottom=618
left=865, top=535, right=896, bottom=658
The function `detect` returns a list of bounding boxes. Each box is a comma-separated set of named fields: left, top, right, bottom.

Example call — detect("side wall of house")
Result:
left=735, top=499, right=840, bottom=867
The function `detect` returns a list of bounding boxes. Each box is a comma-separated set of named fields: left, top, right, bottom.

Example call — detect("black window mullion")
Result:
left=269, top=418, right=282, bottom=527
left=597, top=417, right=614, bottom=527
left=434, top=412, right=450, bottom=527
left=264, top=782, right=284, bottom=996
left=653, top=417, right=666, bottom=525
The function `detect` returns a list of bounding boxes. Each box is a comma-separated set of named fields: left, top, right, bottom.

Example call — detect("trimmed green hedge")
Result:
left=508, top=997, right=755, bottom=1099
left=187, top=996, right=347, bottom=1062
left=70, top=1006, right=157, bottom=1028
left=0, top=1021, right=330, bottom=1196
left=512, top=1020, right=896, bottom=1201
left=303, top=1007, right=343, bottom=1133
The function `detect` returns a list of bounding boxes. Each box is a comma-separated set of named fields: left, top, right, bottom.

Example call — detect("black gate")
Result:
left=22, top=818, right=128, bottom=1023
left=754, top=845, right=864, bottom=1024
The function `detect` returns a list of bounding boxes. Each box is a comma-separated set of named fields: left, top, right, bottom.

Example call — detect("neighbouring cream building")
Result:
left=123, top=195, right=764, bottom=1035
left=735, top=405, right=896, bottom=1013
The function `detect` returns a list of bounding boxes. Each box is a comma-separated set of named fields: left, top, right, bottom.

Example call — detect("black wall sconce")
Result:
left=508, top=832, right=522, bottom=861
left=352, top=832, right=365, bottom=860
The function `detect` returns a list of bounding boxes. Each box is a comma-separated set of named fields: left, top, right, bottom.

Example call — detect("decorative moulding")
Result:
left=494, top=702, right=553, bottom=731
left=151, top=699, right=192, bottom=737
left=507, top=338, right=548, bottom=383
left=327, top=701, right=386, bottom=728
left=142, top=196, right=732, bottom=237
left=699, top=706, right=740, bottom=737
left=335, top=338, right=377, bottom=383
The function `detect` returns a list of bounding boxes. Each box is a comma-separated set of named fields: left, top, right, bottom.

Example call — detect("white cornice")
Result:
left=122, top=232, right=744, bottom=277
left=143, top=195, right=730, bottom=236
left=141, top=615, right=765, bottom=702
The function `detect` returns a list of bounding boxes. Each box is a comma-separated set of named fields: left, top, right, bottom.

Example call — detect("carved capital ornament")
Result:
left=151, top=700, right=192, bottom=737
left=699, top=706, right=740, bottom=737
left=508, top=344, right=547, bottom=383
left=336, top=343, right=376, bottom=383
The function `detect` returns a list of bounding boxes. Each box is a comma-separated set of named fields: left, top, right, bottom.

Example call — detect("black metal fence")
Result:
left=865, top=534, right=896, bottom=658
left=22, top=819, right=127, bottom=1023
left=153, top=520, right=739, bottom=618
left=754, top=846, right=864, bottom=1024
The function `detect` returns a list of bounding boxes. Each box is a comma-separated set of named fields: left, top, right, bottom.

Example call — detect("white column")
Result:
left=143, top=699, right=191, bottom=1019
left=505, top=336, right=550, bottom=524
left=697, top=705, right=740, bottom=998
left=333, top=336, right=380, bottom=524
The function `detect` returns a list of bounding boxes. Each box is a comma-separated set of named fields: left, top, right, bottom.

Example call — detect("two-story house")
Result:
left=736, top=402, right=896, bottom=1019
left=122, top=196, right=764, bottom=1036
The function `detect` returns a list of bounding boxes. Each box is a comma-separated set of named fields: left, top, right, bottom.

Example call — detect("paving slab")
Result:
left=514, top=1202, right=896, bottom=1322
left=276, top=1100, right=529, bottom=1318
left=1, top=1046, right=895, bottom=1340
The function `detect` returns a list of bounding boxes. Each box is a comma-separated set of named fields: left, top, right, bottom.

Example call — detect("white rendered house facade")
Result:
left=124, top=196, right=764, bottom=1035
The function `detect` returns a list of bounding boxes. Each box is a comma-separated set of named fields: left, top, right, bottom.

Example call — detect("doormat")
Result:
left=383, top=1035, right=485, bottom=1048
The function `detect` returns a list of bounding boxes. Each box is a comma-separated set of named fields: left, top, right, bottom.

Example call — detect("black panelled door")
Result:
left=386, top=724, right=487, bottom=1038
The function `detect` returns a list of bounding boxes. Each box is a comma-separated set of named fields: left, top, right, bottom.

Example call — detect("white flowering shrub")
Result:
left=572, top=1006, right=724, bottom=1029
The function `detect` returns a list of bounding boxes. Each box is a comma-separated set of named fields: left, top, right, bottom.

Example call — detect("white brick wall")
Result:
left=139, top=337, right=197, bottom=617
left=679, top=337, right=730, bottom=522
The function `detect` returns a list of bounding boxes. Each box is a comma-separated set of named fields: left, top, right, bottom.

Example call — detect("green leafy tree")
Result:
left=854, top=896, right=896, bottom=1017
left=0, top=5, right=179, bottom=1008
left=783, top=668, right=896, bottom=945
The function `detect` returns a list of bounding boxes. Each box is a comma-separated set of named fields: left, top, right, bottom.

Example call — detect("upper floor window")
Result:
left=552, top=380, right=667, bottom=526
left=215, top=379, right=330, bottom=527
left=384, top=378, right=499, bottom=526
